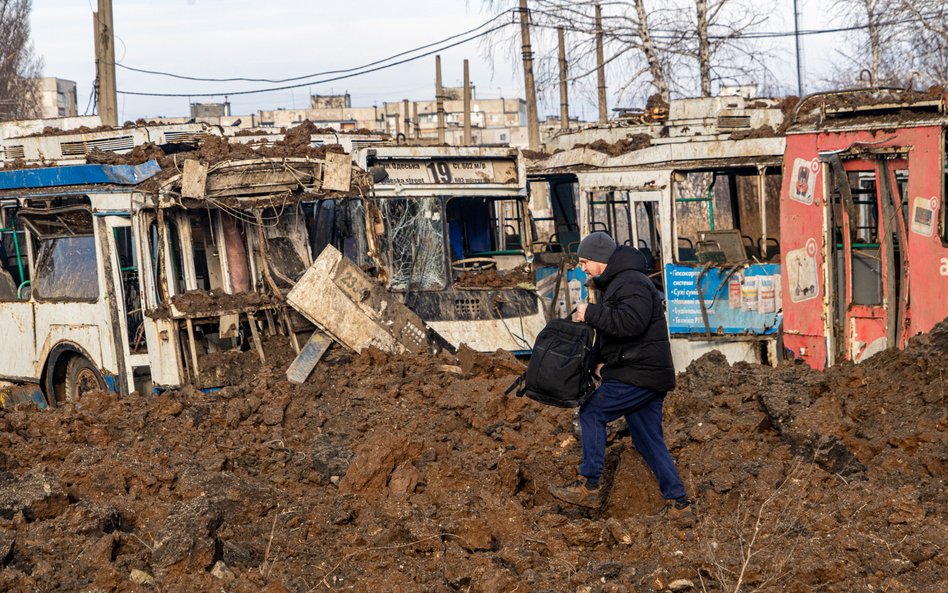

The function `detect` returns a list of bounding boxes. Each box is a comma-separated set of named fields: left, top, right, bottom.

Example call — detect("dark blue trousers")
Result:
left=579, top=379, right=686, bottom=501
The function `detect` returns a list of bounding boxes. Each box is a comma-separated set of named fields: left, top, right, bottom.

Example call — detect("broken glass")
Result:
left=379, top=197, right=446, bottom=291
left=33, top=236, right=99, bottom=301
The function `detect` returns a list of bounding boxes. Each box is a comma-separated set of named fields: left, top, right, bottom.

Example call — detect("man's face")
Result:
left=579, top=258, right=607, bottom=277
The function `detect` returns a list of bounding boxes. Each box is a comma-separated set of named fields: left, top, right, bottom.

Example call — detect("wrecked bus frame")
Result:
left=528, top=96, right=787, bottom=367
left=780, top=88, right=948, bottom=369
left=0, top=155, right=364, bottom=406
left=343, top=146, right=546, bottom=353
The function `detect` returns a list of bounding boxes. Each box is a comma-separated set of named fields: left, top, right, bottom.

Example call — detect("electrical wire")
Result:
left=110, top=8, right=940, bottom=100
left=112, top=10, right=515, bottom=84
left=116, top=22, right=511, bottom=98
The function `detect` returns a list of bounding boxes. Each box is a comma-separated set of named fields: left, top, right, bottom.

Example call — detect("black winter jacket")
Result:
left=583, top=246, right=676, bottom=392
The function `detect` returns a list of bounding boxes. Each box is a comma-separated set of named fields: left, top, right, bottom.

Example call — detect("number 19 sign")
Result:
left=377, top=159, right=518, bottom=185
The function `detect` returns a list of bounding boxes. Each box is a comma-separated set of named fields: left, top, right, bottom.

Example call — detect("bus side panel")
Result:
left=780, top=134, right=828, bottom=368
left=0, top=302, right=37, bottom=379
left=904, top=127, right=948, bottom=340
left=34, top=304, right=111, bottom=376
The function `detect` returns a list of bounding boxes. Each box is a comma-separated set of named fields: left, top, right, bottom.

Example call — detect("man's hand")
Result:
left=574, top=303, right=588, bottom=322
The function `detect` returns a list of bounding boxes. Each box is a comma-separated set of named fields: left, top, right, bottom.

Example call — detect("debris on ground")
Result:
left=0, top=320, right=945, bottom=592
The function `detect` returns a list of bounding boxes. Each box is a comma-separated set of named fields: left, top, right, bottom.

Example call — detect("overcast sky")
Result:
left=30, top=0, right=841, bottom=122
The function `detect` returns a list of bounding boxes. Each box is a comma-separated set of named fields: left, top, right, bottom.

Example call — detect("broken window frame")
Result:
left=671, top=166, right=782, bottom=265
left=444, top=195, right=529, bottom=260
left=32, top=234, right=100, bottom=302
left=587, top=190, right=634, bottom=247
left=376, top=196, right=448, bottom=292
left=528, top=176, right=581, bottom=254
left=112, top=225, right=147, bottom=353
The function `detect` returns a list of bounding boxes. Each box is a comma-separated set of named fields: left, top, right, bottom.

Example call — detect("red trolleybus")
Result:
left=780, top=89, right=948, bottom=369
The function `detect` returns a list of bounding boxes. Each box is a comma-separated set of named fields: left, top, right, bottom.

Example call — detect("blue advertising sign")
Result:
left=665, top=263, right=782, bottom=335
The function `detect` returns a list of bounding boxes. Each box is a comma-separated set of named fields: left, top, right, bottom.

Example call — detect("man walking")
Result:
left=549, top=232, right=691, bottom=521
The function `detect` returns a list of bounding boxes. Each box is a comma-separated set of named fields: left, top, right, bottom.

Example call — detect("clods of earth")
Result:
left=1, top=322, right=946, bottom=592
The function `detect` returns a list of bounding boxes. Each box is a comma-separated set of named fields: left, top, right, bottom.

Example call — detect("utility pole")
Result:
left=402, top=99, right=411, bottom=140
left=518, top=0, right=541, bottom=151
left=793, top=0, right=805, bottom=97
left=558, top=27, right=569, bottom=130
left=595, top=4, right=607, bottom=124
left=463, top=59, right=472, bottom=146
left=93, top=0, right=118, bottom=126
left=435, top=55, right=445, bottom=144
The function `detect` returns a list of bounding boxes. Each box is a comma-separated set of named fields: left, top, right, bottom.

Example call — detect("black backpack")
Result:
left=506, top=317, right=597, bottom=408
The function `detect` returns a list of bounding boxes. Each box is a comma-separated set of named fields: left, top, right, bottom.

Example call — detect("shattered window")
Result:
left=379, top=197, right=446, bottom=291
left=33, top=236, right=99, bottom=301
left=673, top=168, right=782, bottom=264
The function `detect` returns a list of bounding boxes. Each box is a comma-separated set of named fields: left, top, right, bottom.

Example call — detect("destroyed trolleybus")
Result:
left=0, top=155, right=364, bottom=406
left=327, top=146, right=546, bottom=353
left=780, top=89, right=948, bottom=369
left=528, top=94, right=787, bottom=367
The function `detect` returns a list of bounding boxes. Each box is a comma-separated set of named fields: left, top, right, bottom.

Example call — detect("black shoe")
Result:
left=548, top=479, right=602, bottom=508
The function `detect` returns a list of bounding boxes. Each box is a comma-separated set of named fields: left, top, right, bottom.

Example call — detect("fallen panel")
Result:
left=286, top=245, right=433, bottom=355
left=286, top=331, right=333, bottom=384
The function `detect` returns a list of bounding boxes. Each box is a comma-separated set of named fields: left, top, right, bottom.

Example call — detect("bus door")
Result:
left=105, top=216, right=148, bottom=394
left=628, top=190, right=664, bottom=280
left=825, top=154, right=908, bottom=363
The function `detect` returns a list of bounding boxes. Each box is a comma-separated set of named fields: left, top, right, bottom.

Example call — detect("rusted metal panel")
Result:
left=780, top=123, right=948, bottom=369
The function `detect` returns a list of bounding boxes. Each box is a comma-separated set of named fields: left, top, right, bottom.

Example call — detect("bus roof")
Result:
left=0, top=160, right=160, bottom=191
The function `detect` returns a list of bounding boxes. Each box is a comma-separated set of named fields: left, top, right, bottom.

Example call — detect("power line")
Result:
left=113, top=10, right=515, bottom=84
left=114, top=10, right=938, bottom=100
left=116, top=22, right=511, bottom=98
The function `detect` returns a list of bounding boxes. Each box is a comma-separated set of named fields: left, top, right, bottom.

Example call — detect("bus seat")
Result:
left=758, top=237, right=780, bottom=261
left=696, top=240, right=727, bottom=264
left=742, top=235, right=761, bottom=260
left=550, top=230, right=580, bottom=253
left=677, top=237, right=697, bottom=262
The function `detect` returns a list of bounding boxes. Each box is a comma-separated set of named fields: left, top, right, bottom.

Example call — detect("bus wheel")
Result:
left=63, top=356, right=106, bottom=402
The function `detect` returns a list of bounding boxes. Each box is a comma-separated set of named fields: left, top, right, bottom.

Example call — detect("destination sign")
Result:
left=377, top=159, right=518, bottom=185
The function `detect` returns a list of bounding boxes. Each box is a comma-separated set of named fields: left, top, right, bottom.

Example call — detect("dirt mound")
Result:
left=0, top=321, right=945, bottom=592
left=84, top=121, right=349, bottom=176
left=581, top=134, right=652, bottom=156
left=454, top=266, right=533, bottom=288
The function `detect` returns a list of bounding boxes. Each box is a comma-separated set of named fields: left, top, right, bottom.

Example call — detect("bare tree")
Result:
left=0, top=0, right=43, bottom=120
left=827, top=0, right=948, bottom=87
left=477, top=0, right=777, bottom=116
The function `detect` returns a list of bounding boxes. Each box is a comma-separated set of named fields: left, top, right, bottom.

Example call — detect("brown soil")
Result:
left=149, top=289, right=278, bottom=318
left=0, top=321, right=945, bottom=592
left=85, top=121, right=350, bottom=172
left=581, top=134, right=653, bottom=157
left=729, top=125, right=778, bottom=140
left=454, top=266, right=533, bottom=288
left=790, top=88, right=948, bottom=129
left=519, top=149, right=551, bottom=161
